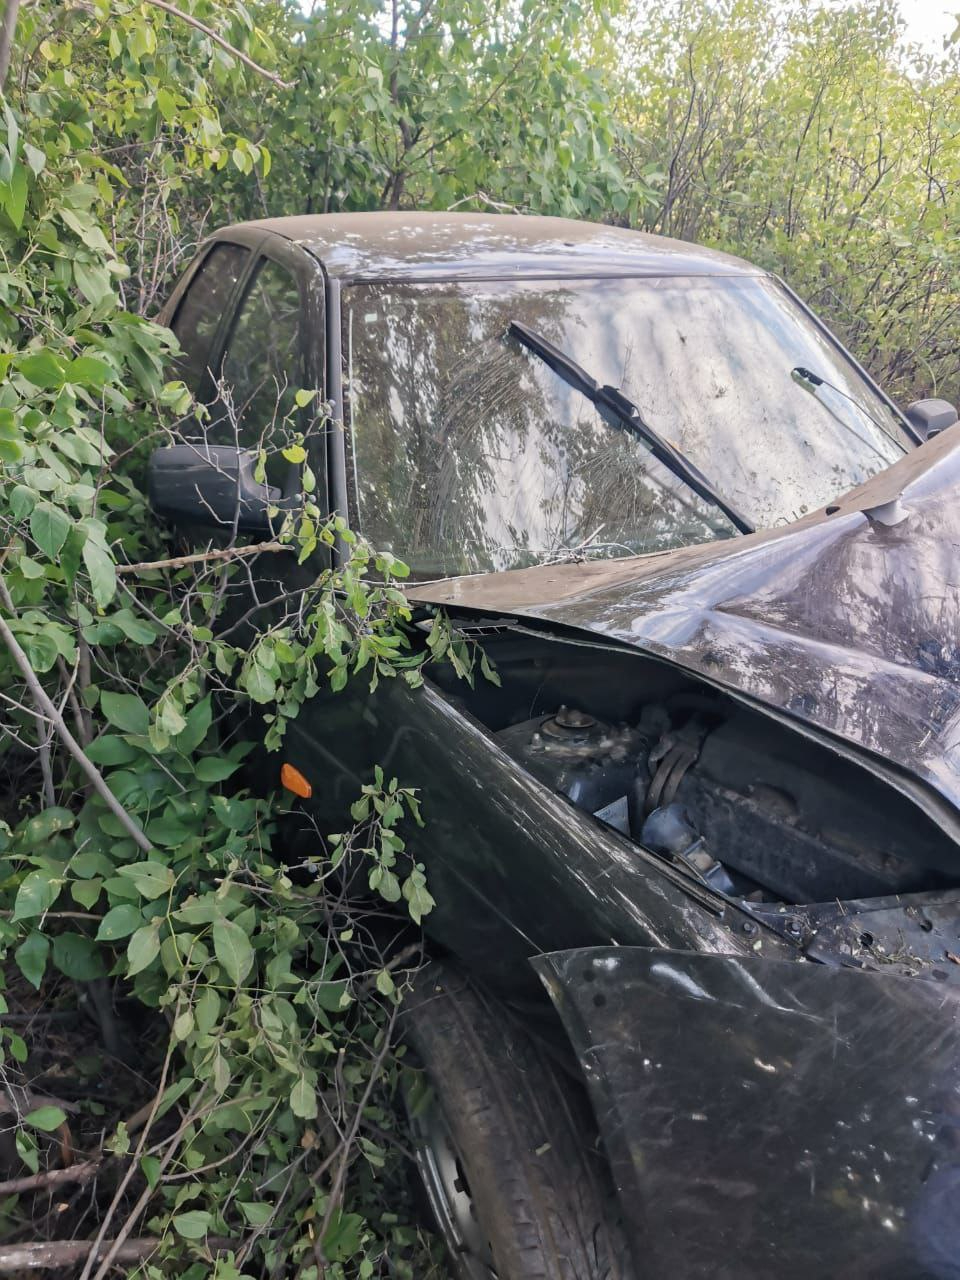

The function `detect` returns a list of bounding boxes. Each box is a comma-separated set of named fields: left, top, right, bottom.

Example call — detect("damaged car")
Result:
left=149, top=213, right=960, bottom=1280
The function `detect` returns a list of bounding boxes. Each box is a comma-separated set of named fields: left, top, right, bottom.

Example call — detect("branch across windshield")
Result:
left=342, top=276, right=910, bottom=578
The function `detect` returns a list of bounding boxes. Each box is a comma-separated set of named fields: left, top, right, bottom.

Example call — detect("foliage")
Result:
left=612, top=0, right=960, bottom=402
left=0, top=2, right=450, bottom=1274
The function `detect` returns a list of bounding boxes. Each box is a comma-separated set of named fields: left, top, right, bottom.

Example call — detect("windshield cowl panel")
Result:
left=342, top=275, right=910, bottom=579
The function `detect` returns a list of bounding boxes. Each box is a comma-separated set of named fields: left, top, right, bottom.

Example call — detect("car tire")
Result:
left=401, top=961, right=633, bottom=1280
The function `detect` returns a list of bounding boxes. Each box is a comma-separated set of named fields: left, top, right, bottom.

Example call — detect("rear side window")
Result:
left=170, top=243, right=249, bottom=395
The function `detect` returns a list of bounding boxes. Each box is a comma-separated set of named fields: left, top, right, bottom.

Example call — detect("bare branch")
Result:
left=0, top=0, right=21, bottom=90
left=0, top=1159, right=101, bottom=1197
left=116, top=540, right=292, bottom=575
left=0, top=1237, right=235, bottom=1273
left=0, top=602, right=153, bottom=854
left=141, top=0, right=295, bottom=88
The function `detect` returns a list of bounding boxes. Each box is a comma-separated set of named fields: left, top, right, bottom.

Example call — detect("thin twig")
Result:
left=141, top=0, right=295, bottom=88
left=0, top=605, right=154, bottom=854
left=116, top=541, right=291, bottom=574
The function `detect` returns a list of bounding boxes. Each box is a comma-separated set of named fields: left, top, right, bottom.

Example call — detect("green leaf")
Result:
left=67, top=355, right=112, bottom=388
left=96, top=904, right=143, bottom=941
left=239, top=1201, right=274, bottom=1226
left=173, top=1211, right=212, bottom=1240
left=19, top=807, right=74, bottom=844
left=83, top=538, right=117, bottom=607
left=52, top=932, right=105, bottom=980
left=174, top=694, right=211, bottom=754
left=85, top=734, right=138, bottom=766
left=127, top=923, right=161, bottom=975
left=30, top=501, right=71, bottom=560
left=140, top=1154, right=161, bottom=1189
left=15, top=627, right=58, bottom=673
left=290, top=1075, right=318, bottom=1120
left=110, top=611, right=158, bottom=644
left=403, top=874, right=436, bottom=925
left=195, top=757, right=240, bottom=782
left=100, top=690, right=149, bottom=735
left=71, top=878, right=102, bottom=909
left=244, top=664, right=275, bottom=704
left=12, top=869, right=62, bottom=920
left=16, top=1131, right=38, bottom=1174
left=116, top=861, right=175, bottom=899
left=18, top=351, right=64, bottom=389
left=73, top=262, right=114, bottom=306
left=15, top=931, right=49, bottom=990
left=212, top=916, right=254, bottom=987
left=3, top=164, right=27, bottom=229
left=9, top=484, right=35, bottom=520
left=24, top=1105, right=66, bottom=1132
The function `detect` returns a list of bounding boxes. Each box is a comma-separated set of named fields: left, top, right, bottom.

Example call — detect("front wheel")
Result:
left=401, top=962, right=632, bottom=1280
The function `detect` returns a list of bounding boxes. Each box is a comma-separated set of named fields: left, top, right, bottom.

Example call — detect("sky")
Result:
left=883, top=0, right=956, bottom=48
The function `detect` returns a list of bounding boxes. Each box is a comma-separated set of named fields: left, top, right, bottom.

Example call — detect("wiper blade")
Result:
left=508, top=321, right=754, bottom=535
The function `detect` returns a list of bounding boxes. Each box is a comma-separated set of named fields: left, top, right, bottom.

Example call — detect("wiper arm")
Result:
left=791, top=367, right=899, bottom=458
left=508, top=321, right=754, bottom=535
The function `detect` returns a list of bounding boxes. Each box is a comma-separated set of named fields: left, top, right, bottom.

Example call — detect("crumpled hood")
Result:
left=409, top=424, right=960, bottom=817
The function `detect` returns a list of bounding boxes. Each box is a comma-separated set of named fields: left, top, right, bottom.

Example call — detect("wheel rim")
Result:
left=407, top=1088, right=497, bottom=1279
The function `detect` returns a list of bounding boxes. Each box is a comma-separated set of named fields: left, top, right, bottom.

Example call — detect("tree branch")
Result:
left=0, top=1159, right=101, bottom=1197
left=0, top=0, right=21, bottom=91
left=141, top=0, right=294, bottom=88
left=0, top=1237, right=235, bottom=1273
left=0, top=604, right=153, bottom=854
left=116, top=540, right=291, bottom=575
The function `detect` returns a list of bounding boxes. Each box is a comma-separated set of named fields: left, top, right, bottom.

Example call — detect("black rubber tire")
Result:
left=401, top=961, right=633, bottom=1280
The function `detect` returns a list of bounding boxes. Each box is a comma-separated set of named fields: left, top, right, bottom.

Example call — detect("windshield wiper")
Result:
left=791, top=367, right=901, bottom=458
left=508, top=321, right=754, bottom=535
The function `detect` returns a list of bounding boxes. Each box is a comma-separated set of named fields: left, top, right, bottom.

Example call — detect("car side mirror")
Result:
left=904, top=398, right=958, bottom=441
left=148, top=444, right=297, bottom=534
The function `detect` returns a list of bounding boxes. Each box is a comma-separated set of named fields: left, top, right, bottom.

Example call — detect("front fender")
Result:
left=533, top=948, right=960, bottom=1279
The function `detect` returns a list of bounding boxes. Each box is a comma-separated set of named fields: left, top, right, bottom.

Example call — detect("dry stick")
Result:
left=0, top=1237, right=236, bottom=1273
left=0, top=576, right=56, bottom=807
left=0, top=1158, right=101, bottom=1197
left=0, top=0, right=21, bottom=90
left=0, top=1238, right=158, bottom=1273
left=116, top=540, right=291, bottom=575
left=141, top=0, right=295, bottom=88
left=0, top=608, right=153, bottom=854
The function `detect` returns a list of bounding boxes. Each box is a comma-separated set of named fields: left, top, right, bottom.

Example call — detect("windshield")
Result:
left=343, top=275, right=911, bottom=577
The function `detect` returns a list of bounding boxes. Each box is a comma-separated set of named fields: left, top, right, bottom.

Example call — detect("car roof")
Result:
left=216, top=211, right=758, bottom=283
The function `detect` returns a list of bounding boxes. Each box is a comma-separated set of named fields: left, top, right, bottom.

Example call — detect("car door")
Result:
left=155, top=234, right=327, bottom=646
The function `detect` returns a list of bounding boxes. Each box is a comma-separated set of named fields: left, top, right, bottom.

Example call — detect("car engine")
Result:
left=428, top=631, right=959, bottom=907
left=492, top=696, right=960, bottom=904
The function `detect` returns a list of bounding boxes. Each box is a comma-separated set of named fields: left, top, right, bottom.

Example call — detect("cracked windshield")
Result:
left=344, top=276, right=912, bottom=577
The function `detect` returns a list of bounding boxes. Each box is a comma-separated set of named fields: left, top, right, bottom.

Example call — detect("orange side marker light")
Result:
left=281, top=762, right=312, bottom=799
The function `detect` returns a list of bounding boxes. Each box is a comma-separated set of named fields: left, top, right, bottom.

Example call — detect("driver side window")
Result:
left=212, top=258, right=302, bottom=487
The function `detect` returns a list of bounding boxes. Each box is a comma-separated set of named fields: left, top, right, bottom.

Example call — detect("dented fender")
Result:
left=533, top=948, right=960, bottom=1279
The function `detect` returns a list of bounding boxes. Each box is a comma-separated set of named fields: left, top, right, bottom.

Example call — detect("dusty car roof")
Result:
left=219, top=212, right=757, bottom=282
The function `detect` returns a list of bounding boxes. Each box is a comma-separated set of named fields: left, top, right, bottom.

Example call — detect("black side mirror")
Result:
left=904, top=398, right=958, bottom=441
left=148, top=444, right=297, bottom=534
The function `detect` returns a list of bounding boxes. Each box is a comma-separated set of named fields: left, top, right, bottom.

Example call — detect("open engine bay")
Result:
left=427, top=626, right=960, bottom=977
